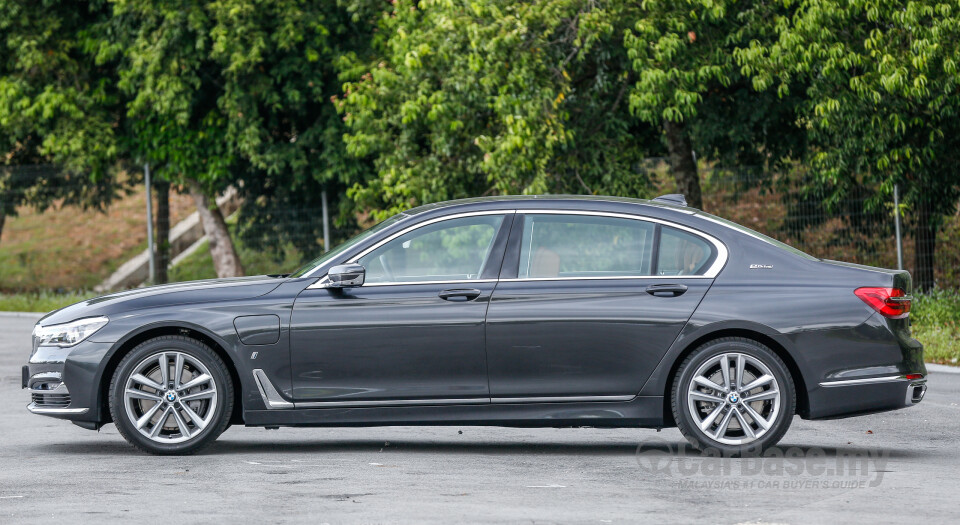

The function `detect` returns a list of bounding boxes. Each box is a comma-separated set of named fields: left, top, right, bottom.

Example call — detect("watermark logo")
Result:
left=636, top=437, right=889, bottom=490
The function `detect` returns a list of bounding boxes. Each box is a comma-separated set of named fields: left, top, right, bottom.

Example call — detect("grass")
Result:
left=168, top=222, right=303, bottom=283
left=2, top=279, right=957, bottom=366
left=0, top=290, right=97, bottom=313
left=910, top=289, right=960, bottom=365
left=0, top=185, right=194, bottom=292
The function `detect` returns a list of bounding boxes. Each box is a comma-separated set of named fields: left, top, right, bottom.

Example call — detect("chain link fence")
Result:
left=1, top=163, right=956, bottom=293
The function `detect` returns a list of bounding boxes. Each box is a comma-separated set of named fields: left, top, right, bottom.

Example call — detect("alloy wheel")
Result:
left=686, top=352, right=781, bottom=446
left=123, top=351, right=219, bottom=444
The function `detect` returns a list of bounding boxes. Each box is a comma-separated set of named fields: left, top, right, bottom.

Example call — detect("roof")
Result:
left=402, top=194, right=692, bottom=216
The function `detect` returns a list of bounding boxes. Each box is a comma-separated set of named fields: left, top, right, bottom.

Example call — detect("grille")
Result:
left=31, top=392, right=71, bottom=408
left=29, top=379, right=71, bottom=409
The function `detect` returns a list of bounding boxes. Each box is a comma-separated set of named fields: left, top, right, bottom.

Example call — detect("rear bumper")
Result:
left=806, top=375, right=927, bottom=419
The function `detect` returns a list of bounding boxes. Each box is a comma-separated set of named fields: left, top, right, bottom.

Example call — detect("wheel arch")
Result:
left=657, top=326, right=810, bottom=426
left=96, top=323, right=245, bottom=426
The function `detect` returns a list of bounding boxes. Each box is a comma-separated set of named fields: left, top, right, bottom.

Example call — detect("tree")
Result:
left=339, top=0, right=659, bottom=220
left=0, top=0, right=127, bottom=244
left=624, top=0, right=807, bottom=210
left=114, top=0, right=375, bottom=274
left=737, top=0, right=960, bottom=290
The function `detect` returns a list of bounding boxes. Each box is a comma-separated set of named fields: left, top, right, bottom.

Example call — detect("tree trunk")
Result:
left=187, top=179, right=244, bottom=278
left=914, top=202, right=936, bottom=292
left=663, top=119, right=703, bottom=210
left=155, top=180, right=171, bottom=284
left=0, top=212, right=5, bottom=248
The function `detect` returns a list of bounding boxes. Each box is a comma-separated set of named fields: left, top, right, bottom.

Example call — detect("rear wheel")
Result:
left=109, top=335, right=233, bottom=455
left=672, top=337, right=795, bottom=455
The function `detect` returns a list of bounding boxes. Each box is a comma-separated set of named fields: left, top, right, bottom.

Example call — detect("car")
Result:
left=23, top=194, right=927, bottom=455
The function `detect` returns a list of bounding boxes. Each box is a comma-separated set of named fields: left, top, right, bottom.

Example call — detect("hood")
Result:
left=39, top=275, right=288, bottom=326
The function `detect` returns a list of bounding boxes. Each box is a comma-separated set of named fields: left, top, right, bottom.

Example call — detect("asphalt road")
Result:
left=1, top=313, right=958, bottom=524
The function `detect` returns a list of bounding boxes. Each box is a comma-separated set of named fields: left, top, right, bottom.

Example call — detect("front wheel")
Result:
left=672, top=337, right=795, bottom=455
left=109, top=335, right=234, bottom=455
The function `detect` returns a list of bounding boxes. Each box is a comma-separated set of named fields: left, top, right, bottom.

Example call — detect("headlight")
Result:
left=33, top=316, right=109, bottom=347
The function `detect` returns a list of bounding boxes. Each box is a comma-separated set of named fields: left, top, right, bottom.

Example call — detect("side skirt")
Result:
left=243, top=396, right=666, bottom=428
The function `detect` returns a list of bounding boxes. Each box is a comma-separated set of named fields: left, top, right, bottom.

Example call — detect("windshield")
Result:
left=289, top=213, right=407, bottom=277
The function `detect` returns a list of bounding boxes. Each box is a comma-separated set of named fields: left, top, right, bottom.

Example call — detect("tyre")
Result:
left=672, top=337, right=795, bottom=455
left=109, top=335, right=234, bottom=455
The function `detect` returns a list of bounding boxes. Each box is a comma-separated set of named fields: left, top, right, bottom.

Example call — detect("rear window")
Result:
left=656, top=226, right=716, bottom=276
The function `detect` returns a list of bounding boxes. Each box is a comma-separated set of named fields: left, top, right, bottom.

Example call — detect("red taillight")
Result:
left=905, top=373, right=924, bottom=380
left=854, top=287, right=911, bottom=319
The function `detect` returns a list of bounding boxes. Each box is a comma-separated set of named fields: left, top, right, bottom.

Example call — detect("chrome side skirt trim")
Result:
left=253, top=369, right=294, bottom=409
left=491, top=395, right=636, bottom=404
left=819, top=375, right=906, bottom=387
left=26, top=403, right=88, bottom=415
left=295, top=398, right=490, bottom=408
left=252, top=370, right=638, bottom=410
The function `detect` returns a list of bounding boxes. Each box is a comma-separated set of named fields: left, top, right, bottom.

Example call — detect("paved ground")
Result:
left=1, top=313, right=957, bottom=524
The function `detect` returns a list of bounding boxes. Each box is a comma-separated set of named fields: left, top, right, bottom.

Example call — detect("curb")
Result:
left=0, top=311, right=46, bottom=319
left=926, top=363, right=960, bottom=374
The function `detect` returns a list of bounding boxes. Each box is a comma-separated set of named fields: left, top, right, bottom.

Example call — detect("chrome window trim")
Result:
left=307, top=210, right=512, bottom=289
left=499, top=275, right=714, bottom=283
left=512, top=209, right=728, bottom=279
left=305, top=207, right=729, bottom=289
left=818, top=375, right=907, bottom=387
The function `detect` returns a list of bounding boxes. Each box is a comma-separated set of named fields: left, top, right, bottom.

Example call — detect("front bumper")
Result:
left=23, top=340, right=115, bottom=422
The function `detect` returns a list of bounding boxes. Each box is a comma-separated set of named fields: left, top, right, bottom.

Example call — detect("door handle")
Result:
left=646, top=284, right=688, bottom=297
left=438, top=288, right=483, bottom=301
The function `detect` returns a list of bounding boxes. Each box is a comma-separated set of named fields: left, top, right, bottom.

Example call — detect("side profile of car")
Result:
left=23, top=195, right=927, bottom=455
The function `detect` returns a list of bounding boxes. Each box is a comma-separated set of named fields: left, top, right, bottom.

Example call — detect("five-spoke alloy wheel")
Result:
left=110, top=336, right=233, bottom=455
left=673, top=337, right=795, bottom=455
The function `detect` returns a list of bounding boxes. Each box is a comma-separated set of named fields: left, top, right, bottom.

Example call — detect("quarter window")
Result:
left=359, top=215, right=505, bottom=284
left=518, top=214, right=655, bottom=278
left=656, top=226, right=715, bottom=276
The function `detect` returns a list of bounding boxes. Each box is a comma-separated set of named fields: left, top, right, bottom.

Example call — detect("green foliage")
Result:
left=169, top=220, right=304, bottom=282
left=624, top=0, right=806, bottom=167
left=912, top=289, right=960, bottom=365
left=339, top=0, right=658, bottom=220
left=0, top=0, right=128, bottom=225
left=111, top=0, right=374, bottom=258
left=736, top=0, right=960, bottom=212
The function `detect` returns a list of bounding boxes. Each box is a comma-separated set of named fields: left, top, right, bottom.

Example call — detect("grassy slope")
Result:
left=0, top=187, right=194, bottom=292
left=168, top=222, right=303, bottom=282
left=2, top=284, right=956, bottom=366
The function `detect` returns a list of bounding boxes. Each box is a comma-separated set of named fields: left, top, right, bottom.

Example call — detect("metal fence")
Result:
left=1, top=163, right=956, bottom=293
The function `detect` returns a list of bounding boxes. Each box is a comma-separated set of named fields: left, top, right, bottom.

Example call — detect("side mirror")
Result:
left=327, top=264, right=365, bottom=288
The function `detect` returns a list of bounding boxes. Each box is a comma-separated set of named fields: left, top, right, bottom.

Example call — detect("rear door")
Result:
left=484, top=211, right=723, bottom=400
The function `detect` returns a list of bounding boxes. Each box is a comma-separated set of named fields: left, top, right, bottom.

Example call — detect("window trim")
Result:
left=308, top=210, right=514, bottom=289
left=506, top=210, right=728, bottom=280
left=307, top=208, right=728, bottom=289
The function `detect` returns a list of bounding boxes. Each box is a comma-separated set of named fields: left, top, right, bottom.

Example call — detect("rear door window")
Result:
left=517, top=214, right=656, bottom=278
left=656, top=226, right=716, bottom=276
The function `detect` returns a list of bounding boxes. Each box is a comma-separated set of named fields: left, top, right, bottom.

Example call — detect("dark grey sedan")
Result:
left=24, top=195, right=927, bottom=455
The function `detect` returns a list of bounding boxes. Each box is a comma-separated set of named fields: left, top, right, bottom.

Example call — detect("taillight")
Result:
left=854, top=287, right=911, bottom=319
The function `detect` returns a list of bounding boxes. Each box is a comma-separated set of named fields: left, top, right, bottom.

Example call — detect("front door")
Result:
left=485, top=212, right=719, bottom=400
left=290, top=213, right=512, bottom=404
